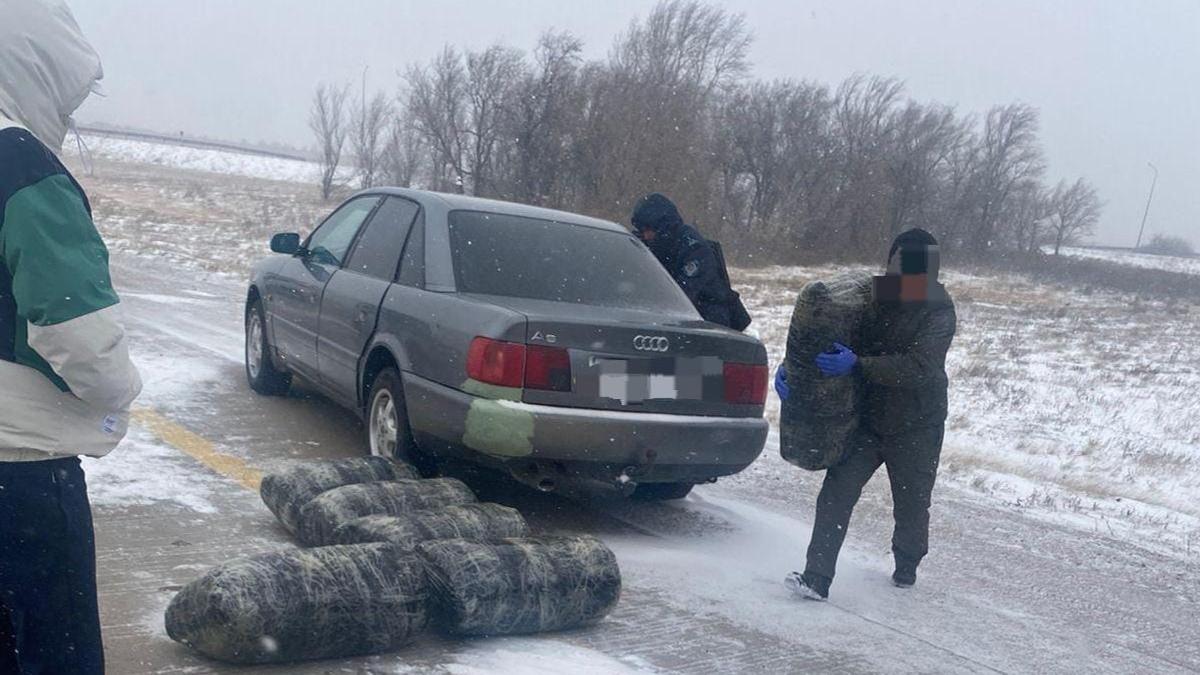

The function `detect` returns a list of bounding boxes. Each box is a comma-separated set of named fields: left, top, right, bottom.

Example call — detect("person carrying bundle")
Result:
left=776, top=229, right=956, bottom=600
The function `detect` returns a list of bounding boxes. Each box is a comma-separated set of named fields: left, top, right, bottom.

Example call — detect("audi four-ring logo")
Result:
left=633, top=335, right=670, bottom=352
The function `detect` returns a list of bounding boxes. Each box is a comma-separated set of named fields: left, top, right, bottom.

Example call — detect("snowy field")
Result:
left=1052, top=245, right=1200, bottom=276
left=80, top=132, right=352, bottom=185
left=64, top=145, right=1200, bottom=565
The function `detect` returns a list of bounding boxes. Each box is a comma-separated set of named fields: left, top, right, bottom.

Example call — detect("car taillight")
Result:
left=524, top=345, right=572, bottom=392
left=724, top=362, right=768, bottom=405
left=467, top=337, right=525, bottom=388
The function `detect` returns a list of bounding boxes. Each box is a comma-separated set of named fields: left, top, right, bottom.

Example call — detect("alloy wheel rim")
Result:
left=247, top=312, right=263, bottom=379
left=370, top=390, right=399, bottom=458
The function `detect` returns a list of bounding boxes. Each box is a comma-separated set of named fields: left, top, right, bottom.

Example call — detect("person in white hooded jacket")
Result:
left=0, top=1, right=142, bottom=672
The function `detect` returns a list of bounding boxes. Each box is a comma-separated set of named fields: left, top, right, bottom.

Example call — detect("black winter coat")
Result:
left=657, top=223, right=734, bottom=328
left=632, top=193, right=735, bottom=328
left=856, top=286, right=957, bottom=435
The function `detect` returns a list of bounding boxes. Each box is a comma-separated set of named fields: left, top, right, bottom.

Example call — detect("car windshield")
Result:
left=448, top=210, right=696, bottom=314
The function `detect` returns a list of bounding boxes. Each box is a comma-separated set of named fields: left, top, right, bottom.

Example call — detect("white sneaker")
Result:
left=785, top=571, right=827, bottom=601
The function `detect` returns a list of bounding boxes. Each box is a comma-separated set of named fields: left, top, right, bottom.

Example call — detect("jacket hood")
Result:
left=631, top=193, right=684, bottom=235
left=0, top=0, right=103, bottom=150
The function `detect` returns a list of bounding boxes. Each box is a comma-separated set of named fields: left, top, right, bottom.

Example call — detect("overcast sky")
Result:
left=69, top=0, right=1198, bottom=245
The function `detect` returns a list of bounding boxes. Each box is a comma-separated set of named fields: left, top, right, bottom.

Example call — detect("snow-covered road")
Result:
left=90, top=253, right=1200, bottom=674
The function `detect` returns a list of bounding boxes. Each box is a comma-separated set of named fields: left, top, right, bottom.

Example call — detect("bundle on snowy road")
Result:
left=417, top=536, right=621, bottom=636
left=164, top=544, right=428, bottom=664
left=332, top=503, right=529, bottom=549
left=297, top=478, right=478, bottom=546
left=259, top=456, right=417, bottom=536
left=780, top=271, right=873, bottom=471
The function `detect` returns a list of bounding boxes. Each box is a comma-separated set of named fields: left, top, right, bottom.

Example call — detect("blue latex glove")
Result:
left=815, top=342, right=857, bottom=377
left=774, top=365, right=790, bottom=401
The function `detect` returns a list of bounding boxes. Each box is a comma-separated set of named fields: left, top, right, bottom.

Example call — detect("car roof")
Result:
left=362, top=187, right=628, bottom=234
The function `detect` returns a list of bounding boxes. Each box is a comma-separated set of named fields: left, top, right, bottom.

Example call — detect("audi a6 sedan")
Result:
left=245, top=188, right=768, bottom=499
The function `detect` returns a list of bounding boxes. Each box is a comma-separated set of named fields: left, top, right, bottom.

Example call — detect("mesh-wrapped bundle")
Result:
left=164, top=544, right=428, bottom=664
left=780, top=271, right=873, bottom=470
left=297, top=478, right=478, bottom=547
left=417, top=536, right=621, bottom=636
left=259, top=457, right=417, bottom=536
left=333, top=503, right=529, bottom=549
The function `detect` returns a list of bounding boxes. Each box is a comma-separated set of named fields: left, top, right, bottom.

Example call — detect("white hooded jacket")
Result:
left=1, top=0, right=142, bottom=461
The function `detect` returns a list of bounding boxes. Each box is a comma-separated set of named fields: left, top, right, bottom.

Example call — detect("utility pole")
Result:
left=1135, top=162, right=1158, bottom=250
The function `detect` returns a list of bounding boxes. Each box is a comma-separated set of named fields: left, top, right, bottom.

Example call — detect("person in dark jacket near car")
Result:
left=782, top=228, right=956, bottom=600
left=630, top=193, right=743, bottom=329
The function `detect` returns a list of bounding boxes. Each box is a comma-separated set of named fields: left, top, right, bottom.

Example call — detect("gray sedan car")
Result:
left=245, top=188, right=768, bottom=499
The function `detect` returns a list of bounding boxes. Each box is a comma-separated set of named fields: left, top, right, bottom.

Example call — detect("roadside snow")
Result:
left=441, top=639, right=656, bottom=675
left=81, top=133, right=328, bottom=184
left=1052, top=245, right=1200, bottom=276
left=82, top=428, right=220, bottom=513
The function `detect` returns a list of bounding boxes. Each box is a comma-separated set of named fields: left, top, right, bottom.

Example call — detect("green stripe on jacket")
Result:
left=0, top=173, right=119, bottom=390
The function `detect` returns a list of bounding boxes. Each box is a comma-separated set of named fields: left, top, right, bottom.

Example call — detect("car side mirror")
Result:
left=270, top=232, right=302, bottom=255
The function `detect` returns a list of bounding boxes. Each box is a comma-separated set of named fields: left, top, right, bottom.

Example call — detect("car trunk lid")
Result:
left=465, top=295, right=767, bottom=417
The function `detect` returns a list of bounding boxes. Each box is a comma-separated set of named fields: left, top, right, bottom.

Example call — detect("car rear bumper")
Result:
left=404, top=374, right=769, bottom=485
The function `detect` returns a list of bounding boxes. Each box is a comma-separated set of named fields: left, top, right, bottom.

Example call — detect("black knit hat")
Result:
left=886, top=228, right=941, bottom=278
left=888, top=228, right=939, bottom=263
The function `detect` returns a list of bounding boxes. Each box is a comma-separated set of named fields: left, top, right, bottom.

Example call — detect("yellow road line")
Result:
left=132, top=407, right=262, bottom=492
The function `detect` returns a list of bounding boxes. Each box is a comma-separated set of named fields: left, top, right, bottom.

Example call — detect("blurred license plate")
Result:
left=599, top=372, right=678, bottom=402
left=590, top=357, right=718, bottom=403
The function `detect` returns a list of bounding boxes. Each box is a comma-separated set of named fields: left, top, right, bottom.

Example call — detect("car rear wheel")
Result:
left=366, top=368, right=433, bottom=474
left=245, top=298, right=291, bottom=396
left=631, top=482, right=694, bottom=501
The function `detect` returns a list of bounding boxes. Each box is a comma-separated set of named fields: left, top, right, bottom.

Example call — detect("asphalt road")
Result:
left=90, top=253, right=1200, bottom=674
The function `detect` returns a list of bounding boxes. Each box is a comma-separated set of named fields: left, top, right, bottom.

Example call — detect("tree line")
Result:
left=310, top=0, right=1102, bottom=265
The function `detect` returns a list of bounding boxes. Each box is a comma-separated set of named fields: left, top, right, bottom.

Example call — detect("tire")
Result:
left=631, top=482, right=694, bottom=501
left=245, top=298, right=291, bottom=396
left=366, top=368, right=434, bottom=475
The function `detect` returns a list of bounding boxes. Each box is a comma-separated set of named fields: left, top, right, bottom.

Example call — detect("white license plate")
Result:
left=599, top=373, right=678, bottom=403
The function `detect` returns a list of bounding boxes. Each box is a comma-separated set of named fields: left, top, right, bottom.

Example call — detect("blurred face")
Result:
left=879, top=245, right=938, bottom=302
left=899, top=273, right=930, bottom=301
left=635, top=224, right=656, bottom=243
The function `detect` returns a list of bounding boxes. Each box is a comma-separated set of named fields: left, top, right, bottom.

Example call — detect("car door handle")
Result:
left=353, top=309, right=369, bottom=327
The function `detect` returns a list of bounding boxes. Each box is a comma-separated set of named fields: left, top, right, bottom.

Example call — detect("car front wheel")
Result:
left=245, top=298, right=291, bottom=396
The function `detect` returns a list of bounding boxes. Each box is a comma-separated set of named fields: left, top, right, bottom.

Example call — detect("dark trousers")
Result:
left=0, top=457, right=104, bottom=674
left=805, top=426, right=943, bottom=582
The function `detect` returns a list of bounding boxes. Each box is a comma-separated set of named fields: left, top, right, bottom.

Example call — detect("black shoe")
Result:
left=785, top=571, right=831, bottom=601
left=891, top=567, right=917, bottom=588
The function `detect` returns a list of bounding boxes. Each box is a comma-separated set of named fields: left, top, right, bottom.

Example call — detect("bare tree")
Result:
left=577, top=0, right=752, bottom=222
left=613, top=0, right=751, bottom=95
left=381, top=105, right=423, bottom=188
left=829, top=75, right=904, bottom=255
left=1048, top=178, right=1101, bottom=255
left=720, top=80, right=835, bottom=238
left=350, top=77, right=392, bottom=189
left=406, top=47, right=468, bottom=192
left=464, top=45, right=524, bottom=196
left=1141, top=234, right=1194, bottom=256
left=309, top=82, right=351, bottom=200
left=884, top=102, right=964, bottom=238
left=965, top=104, right=1044, bottom=256
left=1003, top=179, right=1050, bottom=254
left=509, top=31, right=584, bottom=205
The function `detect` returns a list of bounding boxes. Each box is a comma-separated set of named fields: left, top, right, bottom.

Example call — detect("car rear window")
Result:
left=448, top=210, right=697, bottom=314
